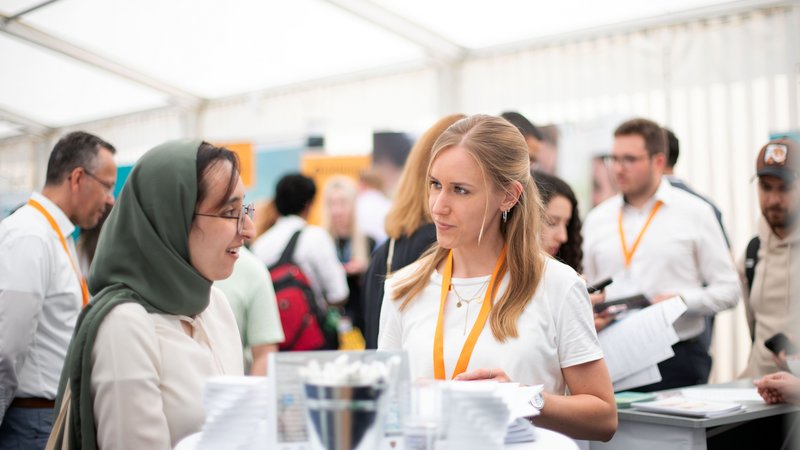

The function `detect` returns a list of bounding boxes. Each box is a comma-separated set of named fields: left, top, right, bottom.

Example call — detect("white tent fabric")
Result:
left=1, top=0, right=799, bottom=382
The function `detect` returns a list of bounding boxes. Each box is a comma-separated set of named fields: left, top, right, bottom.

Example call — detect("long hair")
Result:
left=392, top=114, right=546, bottom=342
left=533, top=171, right=583, bottom=273
left=320, top=175, right=369, bottom=265
left=385, top=114, right=467, bottom=239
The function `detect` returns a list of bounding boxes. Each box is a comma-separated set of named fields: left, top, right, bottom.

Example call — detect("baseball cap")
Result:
left=756, top=138, right=798, bottom=182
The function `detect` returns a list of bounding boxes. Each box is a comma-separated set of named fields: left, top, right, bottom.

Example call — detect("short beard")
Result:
left=765, top=208, right=799, bottom=233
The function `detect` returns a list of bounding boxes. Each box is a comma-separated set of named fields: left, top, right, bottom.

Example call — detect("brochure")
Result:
left=631, top=396, right=743, bottom=418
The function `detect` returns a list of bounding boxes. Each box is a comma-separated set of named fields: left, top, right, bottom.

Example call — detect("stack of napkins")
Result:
left=631, top=396, right=743, bottom=418
left=493, top=383, right=541, bottom=444
left=505, top=418, right=538, bottom=444
left=442, top=382, right=510, bottom=450
left=197, top=376, right=269, bottom=450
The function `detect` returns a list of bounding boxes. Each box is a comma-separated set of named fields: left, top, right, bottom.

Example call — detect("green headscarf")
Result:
left=53, top=139, right=213, bottom=449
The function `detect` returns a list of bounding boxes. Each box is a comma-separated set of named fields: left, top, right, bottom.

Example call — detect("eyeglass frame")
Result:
left=194, top=202, right=255, bottom=234
left=82, top=168, right=116, bottom=195
left=603, top=154, right=651, bottom=168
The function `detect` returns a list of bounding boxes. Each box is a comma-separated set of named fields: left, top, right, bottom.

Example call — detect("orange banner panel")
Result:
left=301, top=154, right=371, bottom=226
left=218, top=142, right=255, bottom=188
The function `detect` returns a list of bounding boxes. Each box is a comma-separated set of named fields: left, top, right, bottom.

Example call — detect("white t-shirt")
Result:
left=356, top=189, right=391, bottom=245
left=378, top=257, right=603, bottom=394
left=251, top=215, right=349, bottom=307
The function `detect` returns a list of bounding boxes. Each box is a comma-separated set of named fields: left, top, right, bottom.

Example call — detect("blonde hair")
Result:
left=385, top=114, right=467, bottom=239
left=321, top=175, right=369, bottom=264
left=392, top=114, right=546, bottom=342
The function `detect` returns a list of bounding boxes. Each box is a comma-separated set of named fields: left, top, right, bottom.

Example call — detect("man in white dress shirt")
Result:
left=0, top=132, right=116, bottom=449
left=583, top=118, right=739, bottom=391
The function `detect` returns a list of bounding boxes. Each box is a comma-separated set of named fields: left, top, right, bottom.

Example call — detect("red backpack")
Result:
left=268, top=230, right=329, bottom=351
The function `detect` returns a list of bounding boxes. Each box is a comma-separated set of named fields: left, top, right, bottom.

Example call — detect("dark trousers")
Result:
left=637, top=337, right=712, bottom=392
left=0, top=406, right=54, bottom=450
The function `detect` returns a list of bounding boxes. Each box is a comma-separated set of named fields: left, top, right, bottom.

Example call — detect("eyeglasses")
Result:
left=604, top=154, right=650, bottom=168
left=195, top=202, right=255, bottom=234
left=83, top=169, right=116, bottom=195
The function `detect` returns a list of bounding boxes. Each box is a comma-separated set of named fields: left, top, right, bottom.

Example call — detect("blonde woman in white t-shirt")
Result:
left=378, top=114, right=616, bottom=442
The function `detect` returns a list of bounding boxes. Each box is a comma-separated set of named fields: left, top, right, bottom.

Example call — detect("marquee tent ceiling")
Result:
left=0, top=0, right=759, bottom=138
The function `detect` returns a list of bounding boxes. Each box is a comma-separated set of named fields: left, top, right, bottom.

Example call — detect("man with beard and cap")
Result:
left=0, top=132, right=116, bottom=449
left=739, top=138, right=800, bottom=377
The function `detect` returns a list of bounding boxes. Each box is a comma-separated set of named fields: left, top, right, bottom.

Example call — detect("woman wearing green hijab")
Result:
left=50, top=140, right=253, bottom=449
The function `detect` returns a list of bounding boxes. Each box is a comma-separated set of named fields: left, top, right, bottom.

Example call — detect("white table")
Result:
left=590, top=380, right=799, bottom=450
left=175, top=428, right=577, bottom=450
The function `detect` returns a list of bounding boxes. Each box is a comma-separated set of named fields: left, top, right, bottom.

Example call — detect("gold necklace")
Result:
left=451, top=278, right=491, bottom=336
left=450, top=278, right=490, bottom=307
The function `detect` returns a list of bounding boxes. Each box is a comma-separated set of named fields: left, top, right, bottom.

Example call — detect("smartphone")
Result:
left=593, top=294, right=650, bottom=314
left=587, top=278, right=613, bottom=294
left=764, top=332, right=798, bottom=356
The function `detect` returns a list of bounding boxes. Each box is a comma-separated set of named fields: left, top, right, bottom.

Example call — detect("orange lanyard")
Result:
left=27, top=199, right=90, bottom=306
left=434, top=247, right=506, bottom=380
left=618, top=200, right=663, bottom=268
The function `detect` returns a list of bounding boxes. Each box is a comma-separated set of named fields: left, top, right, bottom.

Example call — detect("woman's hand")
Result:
left=453, top=368, right=511, bottom=382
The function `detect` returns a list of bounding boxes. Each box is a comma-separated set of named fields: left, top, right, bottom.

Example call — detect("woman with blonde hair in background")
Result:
left=321, top=175, right=374, bottom=333
left=362, top=114, right=466, bottom=348
left=378, top=115, right=616, bottom=441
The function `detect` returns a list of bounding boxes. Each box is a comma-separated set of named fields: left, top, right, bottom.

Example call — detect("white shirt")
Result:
left=356, top=189, right=391, bottom=244
left=378, top=258, right=603, bottom=394
left=91, top=287, right=243, bottom=449
left=0, top=192, right=83, bottom=412
left=251, top=215, right=349, bottom=307
left=582, top=178, right=740, bottom=340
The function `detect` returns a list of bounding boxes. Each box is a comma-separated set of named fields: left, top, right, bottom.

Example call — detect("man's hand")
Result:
left=590, top=292, right=614, bottom=332
left=754, top=371, right=800, bottom=405
left=651, top=293, right=680, bottom=304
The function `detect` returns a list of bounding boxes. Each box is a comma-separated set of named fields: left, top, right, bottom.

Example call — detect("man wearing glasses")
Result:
left=582, top=118, right=739, bottom=391
left=0, top=131, right=117, bottom=449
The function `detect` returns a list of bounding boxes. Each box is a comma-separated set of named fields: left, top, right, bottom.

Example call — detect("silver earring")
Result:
left=502, top=210, right=508, bottom=223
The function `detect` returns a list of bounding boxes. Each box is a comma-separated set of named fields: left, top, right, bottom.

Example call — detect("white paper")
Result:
left=613, top=365, right=662, bottom=392
left=632, top=396, right=743, bottom=417
left=504, top=417, right=538, bottom=444
left=599, top=298, right=687, bottom=383
left=680, top=388, right=764, bottom=403
left=492, top=383, right=543, bottom=421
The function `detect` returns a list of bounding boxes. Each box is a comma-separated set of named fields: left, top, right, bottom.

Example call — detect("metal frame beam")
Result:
left=0, top=106, right=52, bottom=137
left=470, top=0, right=793, bottom=59
left=322, top=0, right=465, bottom=63
left=0, top=14, right=203, bottom=108
left=3, top=0, right=62, bottom=22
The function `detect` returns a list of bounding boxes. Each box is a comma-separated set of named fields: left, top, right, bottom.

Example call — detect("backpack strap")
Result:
left=277, top=230, right=303, bottom=266
left=744, top=236, right=760, bottom=294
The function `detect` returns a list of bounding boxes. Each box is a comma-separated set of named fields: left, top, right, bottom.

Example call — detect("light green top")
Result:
left=215, top=246, right=284, bottom=369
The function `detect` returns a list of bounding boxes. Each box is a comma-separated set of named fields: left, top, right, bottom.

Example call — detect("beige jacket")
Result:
left=738, top=218, right=800, bottom=377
